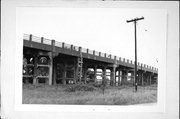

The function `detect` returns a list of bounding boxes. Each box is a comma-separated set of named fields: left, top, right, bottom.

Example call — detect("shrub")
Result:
left=100, top=77, right=108, bottom=95
left=65, top=83, right=97, bottom=92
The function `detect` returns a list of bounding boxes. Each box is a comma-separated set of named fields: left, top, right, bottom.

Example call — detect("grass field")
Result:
left=23, top=84, right=157, bottom=105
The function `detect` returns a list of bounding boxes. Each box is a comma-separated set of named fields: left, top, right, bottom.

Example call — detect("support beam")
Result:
left=131, top=71, right=135, bottom=85
left=103, top=66, right=107, bottom=83
left=83, top=66, right=88, bottom=84
left=63, top=62, right=67, bottom=85
left=141, top=72, right=144, bottom=86
left=118, top=70, right=121, bottom=86
left=53, top=61, right=56, bottom=85
left=94, top=65, right=97, bottom=83
left=115, top=71, right=118, bottom=86
left=150, top=74, right=152, bottom=85
left=73, top=65, right=76, bottom=84
left=126, top=70, right=129, bottom=85
left=48, top=52, right=53, bottom=85
left=147, top=75, right=150, bottom=85
left=33, top=54, right=38, bottom=85
left=74, top=59, right=77, bottom=84
left=121, top=69, right=129, bottom=85
left=121, top=70, right=124, bottom=85
left=111, top=65, right=116, bottom=86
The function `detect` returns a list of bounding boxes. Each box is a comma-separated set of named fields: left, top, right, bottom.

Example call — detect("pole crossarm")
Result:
left=126, top=17, right=144, bottom=23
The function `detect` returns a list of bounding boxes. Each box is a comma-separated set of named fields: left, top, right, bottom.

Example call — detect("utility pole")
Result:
left=126, top=17, right=144, bottom=92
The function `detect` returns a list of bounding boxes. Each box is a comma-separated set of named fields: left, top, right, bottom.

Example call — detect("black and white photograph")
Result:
left=20, top=8, right=162, bottom=105
left=1, top=1, right=179, bottom=119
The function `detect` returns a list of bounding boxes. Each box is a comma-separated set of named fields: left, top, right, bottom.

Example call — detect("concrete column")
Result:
left=126, top=70, right=129, bottom=83
left=33, top=54, right=38, bottom=85
left=94, top=65, right=97, bottom=83
left=53, top=61, right=56, bottom=85
left=48, top=52, right=53, bottom=85
left=103, top=66, right=107, bottom=79
left=74, top=59, right=77, bottom=84
left=116, top=70, right=119, bottom=86
left=150, top=74, right=152, bottom=85
left=120, top=70, right=123, bottom=85
left=121, top=70, right=124, bottom=85
left=75, top=58, right=80, bottom=83
left=122, top=70, right=129, bottom=85
left=84, top=67, right=88, bottom=84
left=118, top=70, right=121, bottom=86
left=63, top=63, right=67, bottom=85
left=102, top=66, right=107, bottom=85
left=73, top=64, right=76, bottom=84
left=147, top=75, right=150, bottom=85
left=111, top=65, right=116, bottom=86
left=130, top=71, right=134, bottom=85
left=141, top=72, right=144, bottom=86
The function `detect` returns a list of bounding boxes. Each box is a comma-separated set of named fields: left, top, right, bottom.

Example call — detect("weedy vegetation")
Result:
left=23, top=83, right=157, bottom=105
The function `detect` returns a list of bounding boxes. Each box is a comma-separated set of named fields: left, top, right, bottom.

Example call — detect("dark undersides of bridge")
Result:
left=23, top=46, right=158, bottom=86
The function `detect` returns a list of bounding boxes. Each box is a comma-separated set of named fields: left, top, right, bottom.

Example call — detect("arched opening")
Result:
left=86, top=68, right=95, bottom=83
left=23, top=54, right=34, bottom=84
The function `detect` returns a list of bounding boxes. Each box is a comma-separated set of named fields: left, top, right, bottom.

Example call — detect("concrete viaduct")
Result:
left=23, top=34, right=158, bottom=86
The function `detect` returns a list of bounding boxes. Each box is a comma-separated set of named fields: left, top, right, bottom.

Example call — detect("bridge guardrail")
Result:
left=55, top=41, right=63, bottom=47
left=106, top=54, right=111, bottom=59
left=32, top=35, right=41, bottom=43
left=88, top=49, right=93, bottom=55
left=64, top=43, right=71, bottom=49
left=95, top=51, right=99, bottom=56
left=23, top=34, right=30, bottom=40
left=73, top=46, right=79, bottom=51
left=23, top=34, right=158, bottom=73
left=101, top=52, right=105, bottom=57
left=43, top=38, right=51, bottom=45
left=111, top=55, right=114, bottom=60
left=81, top=48, right=87, bottom=53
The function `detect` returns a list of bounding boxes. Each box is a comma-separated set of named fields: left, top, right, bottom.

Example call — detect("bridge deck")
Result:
left=23, top=34, right=158, bottom=74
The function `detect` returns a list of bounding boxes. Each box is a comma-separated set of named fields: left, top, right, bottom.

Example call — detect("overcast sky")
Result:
left=17, top=8, right=166, bottom=68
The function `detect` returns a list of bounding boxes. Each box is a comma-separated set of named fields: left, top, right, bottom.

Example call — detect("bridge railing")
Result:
left=64, top=43, right=71, bottom=49
left=119, top=57, right=122, bottom=62
left=31, top=35, right=41, bottom=43
left=73, top=46, right=79, bottom=51
left=23, top=34, right=158, bottom=72
left=81, top=48, right=87, bottom=53
left=43, top=38, right=51, bottom=45
left=94, top=51, right=99, bottom=56
left=23, top=34, right=30, bottom=40
left=111, top=55, right=114, bottom=59
left=101, top=52, right=105, bottom=57
left=116, top=56, right=119, bottom=61
left=55, top=41, right=63, bottom=47
left=88, top=49, right=94, bottom=55
left=106, top=54, right=111, bottom=59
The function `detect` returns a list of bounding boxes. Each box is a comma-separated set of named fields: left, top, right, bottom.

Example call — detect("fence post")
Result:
left=51, top=40, right=55, bottom=52
left=93, top=50, right=95, bottom=56
left=29, top=34, right=32, bottom=41
left=71, top=45, right=73, bottom=50
left=41, top=37, right=44, bottom=44
left=62, top=42, right=65, bottom=49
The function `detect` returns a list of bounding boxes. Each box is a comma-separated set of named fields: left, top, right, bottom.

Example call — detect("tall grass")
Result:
left=23, top=84, right=157, bottom=105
